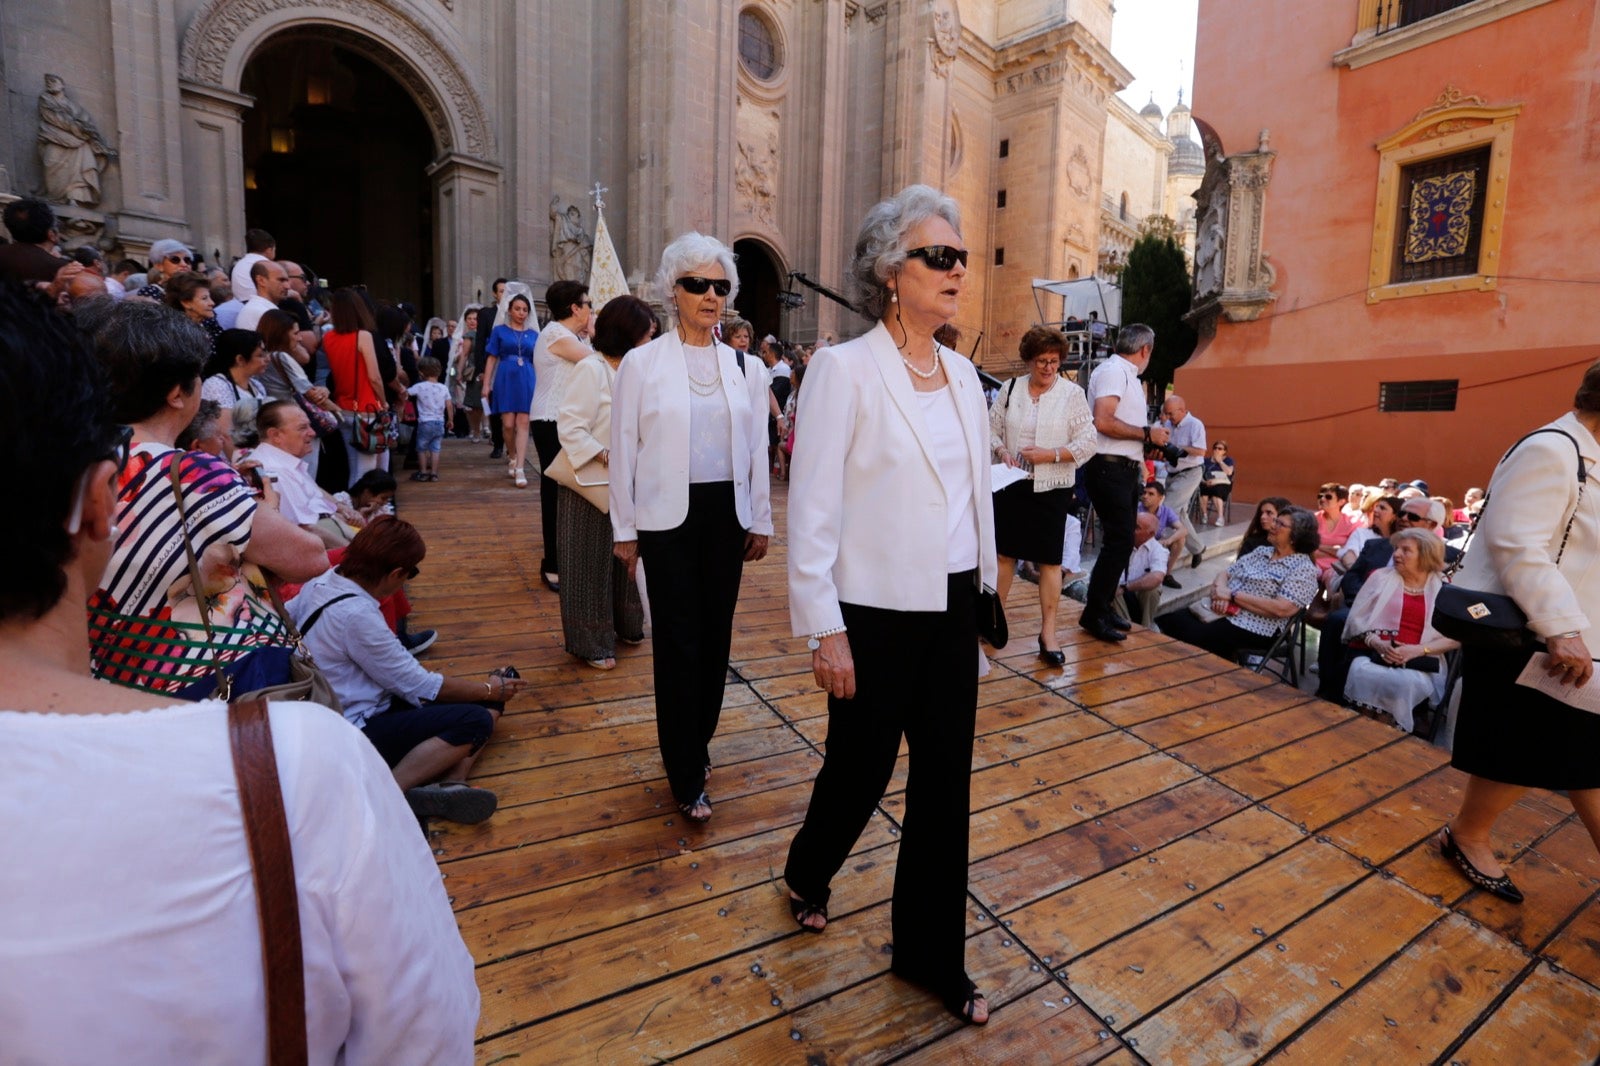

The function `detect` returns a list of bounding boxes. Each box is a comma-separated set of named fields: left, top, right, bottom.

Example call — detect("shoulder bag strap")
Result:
left=228, top=696, right=308, bottom=1066
left=1451, top=427, right=1587, bottom=576
left=169, top=457, right=231, bottom=694
left=296, top=593, right=358, bottom=638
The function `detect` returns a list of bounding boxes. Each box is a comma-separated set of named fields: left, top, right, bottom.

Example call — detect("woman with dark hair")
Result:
left=1312, top=482, right=1357, bottom=574
left=162, top=269, right=222, bottom=356
left=784, top=186, right=995, bottom=1025
left=1237, top=496, right=1292, bottom=558
left=1438, top=364, right=1600, bottom=904
left=528, top=279, right=593, bottom=587
left=610, top=234, right=772, bottom=826
left=1198, top=441, right=1235, bottom=526
left=989, top=324, right=1097, bottom=664
left=200, top=327, right=270, bottom=445
left=0, top=282, right=481, bottom=1065
left=555, top=295, right=650, bottom=669
left=482, top=286, right=538, bottom=488
left=324, top=288, right=387, bottom=486
left=1157, top=505, right=1321, bottom=659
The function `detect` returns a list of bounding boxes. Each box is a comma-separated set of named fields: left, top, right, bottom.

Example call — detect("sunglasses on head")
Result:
left=905, top=245, right=969, bottom=271
left=677, top=276, right=732, bottom=297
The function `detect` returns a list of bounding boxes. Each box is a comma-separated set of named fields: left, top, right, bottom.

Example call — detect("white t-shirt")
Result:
left=235, top=294, right=278, bottom=332
left=0, top=699, right=479, bottom=1064
left=408, top=380, right=451, bottom=423
left=231, top=252, right=265, bottom=301
left=1088, top=354, right=1147, bottom=460
left=917, top=385, right=979, bottom=573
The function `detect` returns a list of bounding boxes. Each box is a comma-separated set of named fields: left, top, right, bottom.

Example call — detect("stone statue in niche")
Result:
left=735, top=131, right=778, bottom=227
left=930, top=0, right=960, bottom=78
left=1192, top=143, right=1229, bottom=298
left=37, top=74, right=116, bottom=206
left=549, top=196, right=593, bottom=282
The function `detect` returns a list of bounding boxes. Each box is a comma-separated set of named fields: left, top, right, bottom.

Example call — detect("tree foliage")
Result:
left=1120, top=227, right=1197, bottom=394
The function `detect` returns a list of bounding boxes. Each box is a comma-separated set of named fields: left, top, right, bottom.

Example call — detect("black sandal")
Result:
left=893, top=966, right=990, bottom=1025
left=788, top=893, right=827, bottom=933
left=1438, top=826, right=1524, bottom=903
left=677, top=791, right=712, bottom=824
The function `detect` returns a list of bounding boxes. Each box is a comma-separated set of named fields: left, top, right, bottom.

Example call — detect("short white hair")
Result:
left=655, top=232, right=739, bottom=304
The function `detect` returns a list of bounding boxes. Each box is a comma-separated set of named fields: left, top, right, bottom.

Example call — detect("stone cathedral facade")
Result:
left=0, top=0, right=1180, bottom=368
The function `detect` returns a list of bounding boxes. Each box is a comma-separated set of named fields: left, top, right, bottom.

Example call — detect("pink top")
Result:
left=1314, top=512, right=1358, bottom=572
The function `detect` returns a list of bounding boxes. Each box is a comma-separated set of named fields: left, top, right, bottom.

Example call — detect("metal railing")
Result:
left=1375, top=0, right=1477, bottom=34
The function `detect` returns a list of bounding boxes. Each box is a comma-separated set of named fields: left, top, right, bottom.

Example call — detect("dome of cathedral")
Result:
left=1170, top=135, right=1205, bottom=176
left=1139, top=96, right=1164, bottom=124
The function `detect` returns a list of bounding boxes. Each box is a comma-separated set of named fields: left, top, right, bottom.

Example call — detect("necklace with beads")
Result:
left=681, top=328, right=723, bottom=395
left=901, top=344, right=942, bottom=380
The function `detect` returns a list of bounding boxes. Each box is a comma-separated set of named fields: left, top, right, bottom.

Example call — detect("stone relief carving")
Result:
left=999, top=58, right=1107, bottom=106
left=1186, top=134, right=1278, bottom=325
left=1066, top=145, right=1092, bottom=201
left=549, top=196, right=593, bottom=282
left=37, top=75, right=117, bottom=206
left=180, top=0, right=494, bottom=158
left=930, top=0, right=959, bottom=78
left=1065, top=222, right=1089, bottom=250
left=735, top=130, right=779, bottom=227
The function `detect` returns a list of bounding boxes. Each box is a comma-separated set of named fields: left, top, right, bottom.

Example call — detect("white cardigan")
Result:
left=1454, top=411, right=1600, bottom=640
left=557, top=352, right=614, bottom=467
left=787, top=322, right=999, bottom=636
left=608, top=330, right=773, bottom=540
left=988, top=375, right=1098, bottom=491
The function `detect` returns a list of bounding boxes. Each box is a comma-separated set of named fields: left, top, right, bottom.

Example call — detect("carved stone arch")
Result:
left=179, top=0, right=495, bottom=160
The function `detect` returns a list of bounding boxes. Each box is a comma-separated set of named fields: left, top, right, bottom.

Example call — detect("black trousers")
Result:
left=530, top=420, right=562, bottom=575
left=1315, top=606, right=1355, bottom=700
left=1157, top=609, right=1274, bottom=659
left=637, top=482, right=747, bottom=805
left=785, top=571, right=978, bottom=998
left=488, top=397, right=504, bottom=449
left=1083, top=455, right=1143, bottom=622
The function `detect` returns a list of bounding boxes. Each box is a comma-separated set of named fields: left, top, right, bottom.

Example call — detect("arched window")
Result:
left=738, top=9, right=782, bottom=80
left=1120, top=192, right=1129, bottom=221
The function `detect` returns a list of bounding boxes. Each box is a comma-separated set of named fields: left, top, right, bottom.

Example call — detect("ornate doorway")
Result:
left=733, top=238, right=783, bottom=342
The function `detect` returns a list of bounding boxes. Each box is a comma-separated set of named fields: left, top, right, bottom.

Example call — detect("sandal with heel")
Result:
left=788, top=893, right=827, bottom=933
left=677, top=791, right=712, bottom=824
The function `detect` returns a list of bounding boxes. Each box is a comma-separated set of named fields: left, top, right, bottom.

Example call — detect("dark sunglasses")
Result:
left=905, top=245, right=969, bottom=271
left=1317, top=493, right=1336, bottom=499
left=577, top=299, right=593, bottom=307
left=676, top=276, right=732, bottom=297
left=165, top=254, right=194, bottom=265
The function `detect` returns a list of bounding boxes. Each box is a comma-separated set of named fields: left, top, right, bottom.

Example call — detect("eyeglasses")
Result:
left=1274, top=517, right=1295, bottom=528
left=577, top=299, right=593, bottom=307
left=286, top=273, right=306, bottom=281
left=1317, top=493, right=1336, bottom=500
left=165, top=254, right=194, bottom=265
left=402, top=565, right=420, bottom=580
left=905, top=245, right=969, bottom=271
left=676, top=276, right=732, bottom=297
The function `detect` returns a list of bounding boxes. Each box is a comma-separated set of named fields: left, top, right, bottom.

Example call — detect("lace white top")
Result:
left=916, top=385, right=979, bottom=573
left=530, top=320, right=585, bottom=421
left=685, top=343, right=734, bottom=483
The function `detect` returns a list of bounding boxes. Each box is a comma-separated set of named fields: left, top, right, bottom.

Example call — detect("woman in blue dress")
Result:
left=482, top=287, right=539, bottom=487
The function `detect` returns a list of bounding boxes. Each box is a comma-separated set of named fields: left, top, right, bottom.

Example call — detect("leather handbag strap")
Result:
left=228, top=696, right=309, bottom=1066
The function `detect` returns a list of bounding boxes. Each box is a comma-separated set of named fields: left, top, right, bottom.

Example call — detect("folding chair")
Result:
left=1416, top=648, right=1464, bottom=744
left=1238, top=606, right=1309, bottom=687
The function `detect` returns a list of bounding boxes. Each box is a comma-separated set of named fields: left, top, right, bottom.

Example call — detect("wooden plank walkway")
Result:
left=401, top=439, right=1600, bottom=1064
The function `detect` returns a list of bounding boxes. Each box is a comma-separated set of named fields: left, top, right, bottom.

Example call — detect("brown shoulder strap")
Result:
left=228, top=697, right=308, bottom=1065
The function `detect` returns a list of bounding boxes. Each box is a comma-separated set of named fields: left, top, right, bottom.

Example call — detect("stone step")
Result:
left=1063, top=519, right=1251, bottom=621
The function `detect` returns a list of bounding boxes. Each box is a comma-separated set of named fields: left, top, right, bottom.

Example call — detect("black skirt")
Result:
left=1451, top=643, right=1600, bottom=790
left=993, top=480, right=1072, bottom=566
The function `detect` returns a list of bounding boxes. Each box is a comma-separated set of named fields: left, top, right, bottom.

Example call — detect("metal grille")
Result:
left=1379, top=379, right=1459, bottom=413
left=1376, top=0, right=1479, bottom=33
left=1391, top=146, right=1490, bottom=283
left=738, top=11, right=778, bottom=79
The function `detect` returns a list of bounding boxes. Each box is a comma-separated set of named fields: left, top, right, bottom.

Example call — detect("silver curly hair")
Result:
left=655, top=232, right=740, bottom=306
left=848, top=184, right=962, bottom=320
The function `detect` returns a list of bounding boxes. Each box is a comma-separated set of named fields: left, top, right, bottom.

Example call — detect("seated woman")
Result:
left=1311, top=482, right=1357, bottom=573
left=1198, top=441, right=1234, bottom=526
left=0, top=281, right=480, bottom=1064
left=201, top=328, right=272, bottom=445
left=1339, top=528, right=1459, bottom=732
left=1158, top=506, right=1321, bottom=659
left=287, top=516, right=526, bottom=824
left=1323, top=494, right=1402, bottom=592
left=1236, top=496, right=1291, bottom=559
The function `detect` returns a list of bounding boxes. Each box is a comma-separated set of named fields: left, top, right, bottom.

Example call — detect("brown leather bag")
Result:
left=229, top=697, right=308, bottom=1065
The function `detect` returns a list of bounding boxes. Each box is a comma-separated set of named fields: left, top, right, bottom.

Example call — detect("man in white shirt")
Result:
left=1114, top=512, right=1169, bottom=628
left=1159, top=394, right=1208, bottom=567
left=249, top=401, right=362, bottom=547
left=1080, top=323, right=1170, bottom=642
left=234, top=259, right=288, bottom=331
left=228, top=227, right=276, bottom=302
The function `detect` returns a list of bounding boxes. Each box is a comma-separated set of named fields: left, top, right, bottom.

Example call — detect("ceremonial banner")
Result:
left=588, top=207, right=631, bottom=309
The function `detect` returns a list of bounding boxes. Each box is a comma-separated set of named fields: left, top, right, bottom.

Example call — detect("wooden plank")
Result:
left=1261, top=739, right=1450, bottom=836
left=1381, top=792, right=1566, bottom=904
left=1270, top=913, right=1530, bottom=1063
left=1456, top=845, right=1600, bottom=954
left=1540, top=895, right=1600, bottom=990
left=1129, top=684, right=1322, bottom=748
left=1449, top=964, right=1600, bottom=1064
left=1211, top=717, right=1398, bottom=801
left=1061, top=839, right=1369, bottom=1028
left=1123, top=874, right=1444, bottom=1063
left=969, top=777, right=1252, bottom=915
left=892, top=980, right=1128, bottom=1065
left=1166, top=700, right=1347, bottom=773
left=1067, top=656, right=1252, bottom=709
left=1091, top=668, right=1276, bottom=729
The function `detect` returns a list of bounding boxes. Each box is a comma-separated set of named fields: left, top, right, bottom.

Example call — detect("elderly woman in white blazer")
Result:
left=555, top=295, right=653, bottom=671
left=784, top=185, right=997, bottom=1027
left=1441, top=382, right=1600, bottom=907
left=989, top=325, right=1097, bottom=665
left=609, top=233, right=773, bottom=826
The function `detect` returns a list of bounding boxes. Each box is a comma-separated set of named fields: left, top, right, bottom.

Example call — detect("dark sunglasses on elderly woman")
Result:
left=905, top=245, right=969, bottom=271
left=676, top=276, right=732, bottom=297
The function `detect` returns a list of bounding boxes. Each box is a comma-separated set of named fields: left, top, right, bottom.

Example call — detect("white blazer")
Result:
left=788, top=322, right=998, bottom=637
left=608, top=330, right=774, bottom=540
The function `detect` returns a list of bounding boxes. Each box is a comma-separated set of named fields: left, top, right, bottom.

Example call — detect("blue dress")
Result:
left=486, top=324, right=538, bottom=415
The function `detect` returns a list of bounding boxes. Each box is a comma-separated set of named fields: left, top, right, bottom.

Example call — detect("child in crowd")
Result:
left=407, top=357, right=453, bottom=482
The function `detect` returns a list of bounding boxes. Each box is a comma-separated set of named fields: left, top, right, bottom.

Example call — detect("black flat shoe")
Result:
left=1037, top=637, right=1066, bottom=666
left=541, top=571, right=560, bottom=593
left=1081, top=616, right=1127, bottom=643
left=1105, top=614, right=1132, bottom=631
left=1438, top=827, right=1524, bottom=903
left=1162, top=574, right=1182, bottom=589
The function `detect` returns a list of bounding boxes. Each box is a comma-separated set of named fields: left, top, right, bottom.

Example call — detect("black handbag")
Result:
left=976, top=578, right=1008, bottom=649
left=1432, top=427, right=1586, bottom=648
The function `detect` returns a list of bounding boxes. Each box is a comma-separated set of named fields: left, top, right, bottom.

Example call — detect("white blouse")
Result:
left=530, top=320, right=586, bottom=421
left=685, top=343, right=734, bottom=484
left=917, top=385, right=979, bottom=573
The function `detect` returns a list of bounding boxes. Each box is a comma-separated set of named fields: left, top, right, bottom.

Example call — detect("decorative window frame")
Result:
left=1336, top=0, right=1560, bottom=70
left=1366, top=93, right=1520, bottom=304
left=737, top=5, right=789, bottom=93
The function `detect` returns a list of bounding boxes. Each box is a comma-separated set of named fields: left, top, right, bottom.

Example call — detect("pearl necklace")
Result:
left=681, top=330, right=722, bottom=395
left=901, top=345, right=942, bottom=380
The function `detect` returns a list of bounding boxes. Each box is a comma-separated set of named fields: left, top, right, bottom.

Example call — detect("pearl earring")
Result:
left=108, top=524, right=120, bottom=538
left=890, top=292, right=898, bottom=303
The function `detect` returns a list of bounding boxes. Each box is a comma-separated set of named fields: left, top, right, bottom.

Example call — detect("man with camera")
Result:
left=1157, top=394, right=1208, bottom=567
left=1080, top=324, right=1169, bottom=642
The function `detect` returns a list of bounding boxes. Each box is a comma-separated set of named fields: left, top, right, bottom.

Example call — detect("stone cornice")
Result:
left=991, top=21, right=1132, bottom=91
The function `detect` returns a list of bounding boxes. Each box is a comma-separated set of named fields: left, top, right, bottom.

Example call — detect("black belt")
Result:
left=1094, top=454, right=1142, bottom=466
